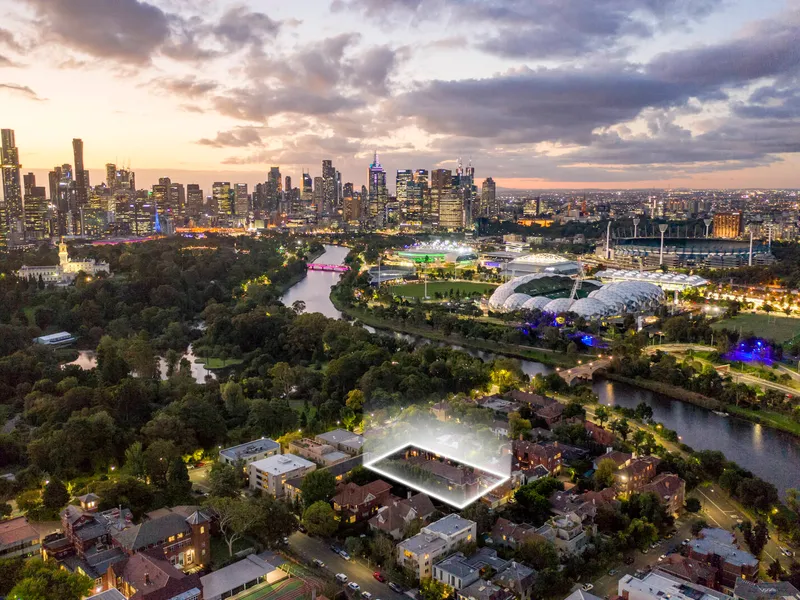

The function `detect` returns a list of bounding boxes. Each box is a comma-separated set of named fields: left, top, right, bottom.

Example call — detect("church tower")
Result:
left=59, top=240, right=69, bottom=269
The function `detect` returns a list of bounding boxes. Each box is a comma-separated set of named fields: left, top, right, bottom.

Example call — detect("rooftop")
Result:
left=398, top=532, right=448, bottom=555
left=423, top=513, right=476, bottom=537
left=220, top=438, right=280, bottom=462
left=316, top=429, right=365, bottom=449
left=734, top=579, right=800, bottom=600
left=250, top=453, right=316, bottom=475
left=690, top=528, right=759, bottom=568
left=619, top=571, right=731, bottom=600
left=0, top=516, right=39, bottom=547
left=200, top=554, right=283, bottom=599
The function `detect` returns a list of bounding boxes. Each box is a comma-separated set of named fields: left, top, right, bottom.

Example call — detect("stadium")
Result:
left=489, top=273, right=664, bottom=319
left=595, top=269, right=709, bottom=292
left=608, top=237, right=774, bottom=268
left=391, top=241, right=478, bottom=265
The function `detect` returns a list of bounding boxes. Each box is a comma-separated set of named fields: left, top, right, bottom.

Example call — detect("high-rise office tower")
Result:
left=212, top=182, right=232, bottom=220
left=313, top=176, right=324, bottom=214
left=430, top=169, right=452, bottom=227
left=302, top=171, right=313, bottom=204
left=396, top=170, right=413, bottom=218
left=1, top=129, right=23, bottom=234
left=106, top=163, right=116, bottom=189
left=186, top=184, right=203, bottom=220
left=24, top=185, right=48, bottom=239
left=481, top=177, right=497, bottom=218
left=72, top=139, right=88, bottom=208
left=368, top=153, right=388, bottom=226
left=413, top=169, right=430, bottom=221
left=285, top=176, right=292, bottom=196
left=267, top=167, right=282, bottom=212
left=234, top=183, right=249, bottom=222
left=23, top=172, right=36, bottom=198
left=322, top=160, right=336, bottom=215
left=342, top=182, right=358, bottom=221
left=713, top=212, right=743, bottom=239
left=169, top=183, right=185, bottom=219
left=151, top=181, right=169, bottom=218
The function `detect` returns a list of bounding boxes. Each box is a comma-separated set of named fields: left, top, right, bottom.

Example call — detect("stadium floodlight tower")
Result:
left=749, top=230, right=754, bottom=266
left=704, top=218, right=713, bottom=238
left=605, top=221, right=612, bottom=259
left=633, top=217, right=640, bottom=238
left=659, top=224, right=669, bottom=266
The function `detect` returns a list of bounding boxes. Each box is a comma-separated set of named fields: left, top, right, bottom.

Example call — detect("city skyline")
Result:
left=1, top=0, right=798, bottom=189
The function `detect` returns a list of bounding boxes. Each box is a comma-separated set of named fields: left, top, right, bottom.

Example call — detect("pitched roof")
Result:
left=116, top=549, right=201, bottom=600
left=642, top=473, right=685, bottom=500
left=734, top=579, right=800, bottom=600
left=332, top=480, right=392, bottom=507
left=201, top=554, right=282, bottom=599
left=112, top=513, right=192, bottom=552
left=490, top=518, right=543, bottom=546
left=0, top=516, right=39, bottom=547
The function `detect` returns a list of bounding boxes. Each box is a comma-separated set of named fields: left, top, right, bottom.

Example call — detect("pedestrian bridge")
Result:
left=307, top=263, right=350, bottom=272
left=558, top=358, right=611, bottom=386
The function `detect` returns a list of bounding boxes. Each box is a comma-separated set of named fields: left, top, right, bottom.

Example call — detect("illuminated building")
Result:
left=151, top=181, right=168, bottom=217
left=24, top=185, right=48, bottom=239
left=313, top=176, right=324, bottom=215
left=301, top=171, right=313, bottom=204
left=72, top=138, right=88, bottom=208
left=169, top=182, right=185, bottom=219
left=432, top=169, right=461, bottom=229
left=79, top=207, right=109, bottom=238
left=322, top=159, right=336, bottom=215
left=17, top=240, right=110, bottom=283
left=343, top=182, right=360, bottom=221
left=266, top=167, right=281, bottom=212
left=234, top=183, right=249, bottom=224
left=212, top=182, right=231, bottom=221
left=106, top=163, right=116, bottom=189
left=429, top=169, right=450, bottom=226
left=368, top=153, right=388, bottom=226
left=396, top=169, right=413, bottom=217
left=482, top=177, right=497, bottom=218
left=713, top=212, right=742, bottom=239
left=1, top=129, right=23, bottom=246
left=186, top=184, right=203, bottom=220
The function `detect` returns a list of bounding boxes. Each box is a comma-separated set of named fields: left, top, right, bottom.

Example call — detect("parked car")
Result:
left=362, top=592, right=373, bottom=600
left=373, top=572, right=386, bottom=583
left=336, top=574, right=348, bottom=583
left=658, top=554, right=667, bottom=562
left=781, top=548, right=793, bottom=557
left=313, top=559, right=326, bottom=568
left=388, top=583, right=403, bottom=594
left=608, top=569, right=618, bottom=576
left=347, top=582, right=361, bottom=592
left=339, top=550, right=351, bottom=560
left=582, top=584, right=594, bottom=592
left=331, top=544, right=342, bottom=553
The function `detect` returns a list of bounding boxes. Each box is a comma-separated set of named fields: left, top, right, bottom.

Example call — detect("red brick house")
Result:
left=584, top=422, right=615, bottom=446
left=642, top=473, right=686, bottom=516
left=513, top=440, right=562, bottom=474
left=110, top=548, right=202, bottom=600
left=332, top=480, right=393, bottom=523
left=489, top=518, right=547, bottom=550
left=614, top=456, right=660, bottom=493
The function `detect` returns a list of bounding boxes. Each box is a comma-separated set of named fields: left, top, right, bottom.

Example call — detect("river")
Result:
left=68, top=345, right=216, bottom=384
left=282, top=244, right=800, bottom=498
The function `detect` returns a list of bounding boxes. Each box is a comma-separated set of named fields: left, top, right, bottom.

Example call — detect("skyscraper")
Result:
left=396, top=169, right=413, bottom=218
left=267, top=167, right=282, bottom=212
left=24, top=185, right=48, bottom=239
left=106, top=163, right=116, bottom=189
left=169, top=183, right=185, bottom=219
left=234, top=183, right=249, bottom=223
left=72, top=139, right=88, bottom=208
left=481, top=177, right=497, bottom=218
left=1, top=129, right=23, bottom=240
left=186, top=184, right=203, bottom=220
left=368, top=153, right=388, bottom=226
left=322, top=160, right=336, bottom=216
left=212, top=182, right=232, bottom=220
left=23, top=172, right=36, bottom=198
left=313, top=176, right=324, bottom=215
left=302, top=171, right=313, bottom=205
left=430, top=169, right=452, bottom=227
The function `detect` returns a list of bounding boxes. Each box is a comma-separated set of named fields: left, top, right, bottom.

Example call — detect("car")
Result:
left=313, top=559, right=326, bottom=568
left=658, top=554, right=667, bottom=562
left=683, top=538, right=691, bottom=545
left=608, top=569, right=618, bottom=576
left=362, top=592, right=373, bottom=600
left=388, top=583, right=403, bottom=594
left=641, top=548, right=648, bottom=554
left=331, top=543, right=341, bottom=553
left=347, top=582, right=361, bottom=592
left=582, top=585, right=594, bottom=592
left=781, top=548, right=794, bottom=557
left=282, top=537, right=289, bottom=545
left=650, top=542, right=659, bottom=549
left=339, top=550, right=351, bottom=560
left=373, top=572, right=386, bottom=583
left=335, top=574, right=348, bottom=583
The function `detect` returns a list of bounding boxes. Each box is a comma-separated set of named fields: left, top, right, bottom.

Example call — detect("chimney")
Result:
left=407, top=491, right=412, bottom=500
left=145, top=572, right=151, bottom=585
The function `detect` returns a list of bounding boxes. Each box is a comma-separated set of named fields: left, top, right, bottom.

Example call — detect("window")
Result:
left=168, top=536, right=176, bottom=542
left=200, top=526, right=205, bottom=534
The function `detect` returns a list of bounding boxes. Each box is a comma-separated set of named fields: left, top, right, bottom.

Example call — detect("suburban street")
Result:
left=288, top=531, right=408, bottom=600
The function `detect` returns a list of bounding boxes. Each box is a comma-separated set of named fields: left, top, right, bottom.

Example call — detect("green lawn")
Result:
left=238, top=579, right=304, bottom=600
left=390, top=281, right=497, bottom=299
left=725, top=405, right=800, bottom=437
left=194, top=357, right=245, bottom=369
left=711, top=313, right=800, bottom=344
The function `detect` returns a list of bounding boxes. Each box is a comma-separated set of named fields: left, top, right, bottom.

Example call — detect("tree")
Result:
left=0, top=558, right=24, bottom=596
left=165, top=349, right=180, bottom=377
left=742, top=519, right=769, bottom=556
left=302, top=501, right=338, bottom=537
left=612, top=418, right=630, bottom=440
left=594, top=458, right=618, bottom=490
left=143, top=440, right=180, bottom=487
left=345, top=389, right=365, bottom=411
left=205, top=496, right=257, bottom=556
left=124, top=441, right=147, bottom=479
left=768, top=559, right=783, bottom=581
left=94, top=477, right=155, bottom=519
left=634, top=402, right=653, bottom=422
left=509, top=413, right=532, bottom=439
left=594, top=405, right=610, bottom=427
left=461, top=501, right=493, bottom=535
left=685, top=497, right=701, bottom=513
left=370, top=534, right=395, bottom=566
left=8, top=559, right=92, bottom=600
left=167, top=457, right=192, bottom=503
left=208, top=462, right=241, bottom=498
left=42, top=479, right=69, bottom=512
left=516, top=537, right=559, bottom=570
left=301, top=469, right=337, bottom=508
left=249, top=495, right=296, bottom=549
left=691, top=519, right=708, bottom=536
left=420, top=577, right=453, bottom=600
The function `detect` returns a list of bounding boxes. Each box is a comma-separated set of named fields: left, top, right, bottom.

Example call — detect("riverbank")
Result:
left=333, top=297, right=578, bottom=368
left=725, top=404, right=800, bottom=438
left=275, top=247, right=326, bottom=295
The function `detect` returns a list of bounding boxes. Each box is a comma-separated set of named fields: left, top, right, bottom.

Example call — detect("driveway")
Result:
left=288, top=532, right=407, bottom=600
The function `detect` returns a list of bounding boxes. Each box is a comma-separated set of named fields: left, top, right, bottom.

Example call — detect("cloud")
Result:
left=0, top=54, right=19, bottom=68
left=0, top=83, right=45, bottom=101
left=212, top=6, right=281, bottom=50
left=156, top=75, right=219, bottom=98
left=0, top=28, right=23, bottom=52
left=197, top=127, right=263, bottom=148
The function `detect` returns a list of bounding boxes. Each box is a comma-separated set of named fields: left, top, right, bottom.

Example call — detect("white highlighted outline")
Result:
left=364, top=442, right=511, bottom=509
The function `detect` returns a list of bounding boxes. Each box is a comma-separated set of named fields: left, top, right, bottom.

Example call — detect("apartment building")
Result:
left=249, top=454, right=316, bottom=497
left=397, top=514, right=477, bottom=580
left=219, top=438, right=280, bottom=469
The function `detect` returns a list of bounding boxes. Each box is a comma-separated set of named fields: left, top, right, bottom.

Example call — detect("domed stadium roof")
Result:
left=570, top=298, right=614, bottom=318
left=503, top=293, right=534, bottom=311
left=488, top=273, right=571, bottom=310
left=543, top=298, right=575, bottom=314
left=522, top=296, right=552, bottom=311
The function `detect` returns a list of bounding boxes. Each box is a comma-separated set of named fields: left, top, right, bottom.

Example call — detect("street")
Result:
left=288, top=531, right=408, bottom=600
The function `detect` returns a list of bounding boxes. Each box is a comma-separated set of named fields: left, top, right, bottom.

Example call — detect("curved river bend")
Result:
left=283, top=245, right=800, bottom=497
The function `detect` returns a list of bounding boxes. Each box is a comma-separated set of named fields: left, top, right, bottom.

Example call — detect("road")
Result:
left=189, top=464, right=212, bottom=493
left=288, top=532, right=407, bottom=600
left=728, top=371, right=798, bottom=396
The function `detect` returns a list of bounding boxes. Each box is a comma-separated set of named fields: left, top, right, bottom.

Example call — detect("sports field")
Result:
left=390, top=281, right=498, bottom=299
left=711, top=313, right=800, bottom=344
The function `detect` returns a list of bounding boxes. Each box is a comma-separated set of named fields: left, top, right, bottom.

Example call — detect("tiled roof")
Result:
left=116, top=549, right=201, bottom=600
left=0, top=516, right=39, bottom=547
left=112, top=513, right=192, bottom=552
left=333, top=480, right=392, bottom=507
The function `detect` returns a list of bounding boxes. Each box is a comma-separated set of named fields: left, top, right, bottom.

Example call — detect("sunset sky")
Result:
left=1, top=0, right=799, bottom=193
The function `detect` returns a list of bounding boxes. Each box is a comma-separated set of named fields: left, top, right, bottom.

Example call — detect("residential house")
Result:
left=477, top=396, right=522, bottom=418
left=657, top=557, right=719, bottom=589
left=315, top=429, right=365, bottom=455
left=369, top=493, right=435, bottom=540
left=536, top=403, right=565, bottom=427
left=563, top=590, right=604, bottom=600
left=288, top=438, right=350, bottom=466
left=618, top=571, right=731, bottom=600
left=331, top=480, right=392, bottom=523
left=593, top=450, right=632, bottom=471
left=614, top=456, right=660, bottom=494
left=78, top=493, right=101, bottom=512
left=550, top=488, right=618, bottom=524
left=584, top=422, right=615, bottom=446
left=201, top=552, right=288, bottom=600
left=687, top=528, right=758, bottom=590
left=284, top=455, right=363, bottom=502
left=491, top=420, right=510, bottom=438
left=397, top=514, right=477, bottom=580
left=406, top=452, right=480, bottom=498
left=86, top=590, right=126, bottom=600
left=458, top=580, right=514, bottom=600
left=513, top=440, right=562, bottom=474
left=110, top=548, right=202, bottom=600
left=733, top=579, right=800, bottom=600
left=488, top=518, right=548, bottom=550
left=509, top=391, right=555, bottom=410
left=642, top=473, right=686, bottom=516
left=433, top=549, right=509, bottom=591
left=493, top=561, right=537, bottom=600
left=0, top=516, right=41, bottom=559
left=432, top=402, right=450, bottom=422
left=541, top=513, right=587, bottom=555
left=219, top=438, right=280, bottom=469
left=248, top=454, right=316, bottom=497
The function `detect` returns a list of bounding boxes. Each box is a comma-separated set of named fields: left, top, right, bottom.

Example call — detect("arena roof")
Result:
left=614, top=237, right=764, bottom=252
left=595, top=269, right=709, bottom=290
